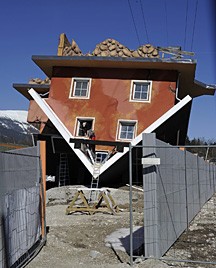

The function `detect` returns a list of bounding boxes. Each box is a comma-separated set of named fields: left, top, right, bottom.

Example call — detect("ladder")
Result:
left=86, top=148, right=95, bottom=164
left=89, top=155, right=102, bottom=202
left=58, top=153, right=70, bottom=186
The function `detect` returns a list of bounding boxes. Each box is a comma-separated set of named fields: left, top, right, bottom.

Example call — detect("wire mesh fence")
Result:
left=0, top=145, right=46, bottom=268
left=129, top=133, right=216, bottom=267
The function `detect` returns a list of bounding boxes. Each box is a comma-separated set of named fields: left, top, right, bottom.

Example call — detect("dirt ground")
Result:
left=25, top=186, right=216, bottom=268
left=26, top=186, right=146, bottom=268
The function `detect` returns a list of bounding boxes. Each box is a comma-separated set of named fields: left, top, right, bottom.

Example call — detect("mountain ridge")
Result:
left=0, top=110, right=39, bottom=147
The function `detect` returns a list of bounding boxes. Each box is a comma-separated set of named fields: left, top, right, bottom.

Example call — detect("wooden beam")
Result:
left=40, top=141, right=46, bottom=238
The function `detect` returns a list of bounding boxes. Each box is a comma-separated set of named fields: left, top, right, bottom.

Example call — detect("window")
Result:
left=130, top=80, right=152, bottom=102
left=69, top=78, right=91, bottom=99
left=75, top=118, right=94, bottom=137
left=95, top=151, right=108, bottom=163
left=117, top=120, right=137, bottom=140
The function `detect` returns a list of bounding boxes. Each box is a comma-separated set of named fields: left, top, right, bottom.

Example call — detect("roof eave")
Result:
left=192, top=79, right=216, bottom=97
left=13, top=83, right=50, bottom=100
left=31, top=55, right=197, bottom=78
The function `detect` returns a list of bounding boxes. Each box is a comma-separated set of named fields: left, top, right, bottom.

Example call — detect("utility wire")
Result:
left=191, top=0, right=199, bottom=51
left=127, top=0, right=141, bottom=46
left=183, top=0, right=189, bottom=50
left=164, top=0, right=169, bottom=46
left=139, top=0, right=149, bottom=43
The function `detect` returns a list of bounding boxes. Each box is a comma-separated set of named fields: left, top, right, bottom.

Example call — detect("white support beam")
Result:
left=28, top=88, right=93, bottom=174
left=100, top=95, right=192, bottom=174
left=131, top=95, right=192, bottom=146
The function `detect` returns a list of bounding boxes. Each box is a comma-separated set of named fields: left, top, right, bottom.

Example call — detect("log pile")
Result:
left=92, top=39, right=159, bottom=58
left=63, top=40, right=82, bottom=56
left=92, top=39, right=131, bottom=57
left=58, top=34, right=159, bottom=58
left=28, top=77, right=50, bottom=85
left=136, top=44, right=159, bottom=58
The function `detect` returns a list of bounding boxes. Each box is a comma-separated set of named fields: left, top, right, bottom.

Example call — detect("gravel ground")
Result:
left=25, top=187, right=216, bottom=268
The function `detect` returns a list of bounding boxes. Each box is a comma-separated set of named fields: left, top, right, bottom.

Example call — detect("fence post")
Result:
left=129, top=143, right=133, bottom=266
left=197, top=155, right=201, bottom=210
left=184, top=150, right=189, bottom=229
left=142, top=133, right=159, bottom=258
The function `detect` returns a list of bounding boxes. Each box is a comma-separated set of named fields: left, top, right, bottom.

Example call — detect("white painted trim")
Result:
left=116, top=119, right=138, bottom=141
left=95, top=151, right=109, bottom=156
left=28, top=88, right=93, bottom=174
left=142, top=158, right=161, bottom=165
left=129, top=80, right=152, bottom=103
left=69, top=77, right=92, bottom=99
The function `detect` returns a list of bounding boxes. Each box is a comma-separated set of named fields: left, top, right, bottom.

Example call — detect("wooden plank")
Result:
left=40, top=141, right=46, bottom=238
left=66, top=189, right=120, bottom=215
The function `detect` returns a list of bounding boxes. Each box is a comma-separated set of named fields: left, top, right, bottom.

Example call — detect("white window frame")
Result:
left=95, top=151, right=108, bottom=163
left=116, top=119, right=137, bottom=141
left=74, top=117, right=95, bottom=137
left=129, top=80, right=152, bottom=103
left=69, top=77, right=92, bottom=99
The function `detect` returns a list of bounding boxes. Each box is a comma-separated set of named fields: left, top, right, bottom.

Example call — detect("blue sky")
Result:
left=0, top=0, right=215, bottom=140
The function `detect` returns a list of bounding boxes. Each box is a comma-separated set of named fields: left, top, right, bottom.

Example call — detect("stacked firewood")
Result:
left=92, top=39, right=131, bottom=57
left=92, top=39, right=159, bottom=58
left=136, top=44, right=159, bottom=58
left=28, top=77, right=50, bottom=84
left=58, top=33, right=159, bottom=58
left=63, top=40, right=82, bottom=56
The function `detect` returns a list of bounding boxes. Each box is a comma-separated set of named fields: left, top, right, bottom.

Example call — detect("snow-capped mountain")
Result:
left=0, top=110, right=39, bottom=146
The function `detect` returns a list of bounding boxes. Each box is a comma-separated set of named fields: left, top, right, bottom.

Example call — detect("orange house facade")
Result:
left=13, top=36, right=216, bottom=187
left=33, top=69, right=176, bottom=142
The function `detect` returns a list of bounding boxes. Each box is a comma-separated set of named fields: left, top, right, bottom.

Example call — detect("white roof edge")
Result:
left=28, top=88, right=93, bottom=174
left=100, top=95, right=192, bottom=174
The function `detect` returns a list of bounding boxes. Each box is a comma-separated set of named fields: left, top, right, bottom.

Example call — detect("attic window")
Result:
left=117, top=120, right=137, bottom=140
left=69, top=78, right=91, bottom=99
left=130, top=80, right=152, bottom=102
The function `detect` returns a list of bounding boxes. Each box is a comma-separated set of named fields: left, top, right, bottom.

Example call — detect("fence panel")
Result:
left=130, top=133, right=216, bottom=266
left=0, top=145, right=46, bottom=268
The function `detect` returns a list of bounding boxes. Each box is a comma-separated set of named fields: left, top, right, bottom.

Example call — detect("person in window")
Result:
left=80, top=122, right=88, bottom=136
left=87, top=129, right=96, bottom=154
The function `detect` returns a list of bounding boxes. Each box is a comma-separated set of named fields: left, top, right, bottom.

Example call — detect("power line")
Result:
left=191, top=0, right=199, bottom=51
left=139, top=0, right=149, bottom=43
left=183, top=0, right=189, bottom=50
left=127, top=0, right=141, bottom=46
left=164, top=0, right=169, bottom=46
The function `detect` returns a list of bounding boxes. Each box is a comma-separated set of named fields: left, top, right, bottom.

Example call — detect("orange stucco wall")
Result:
left=28, top=100, right=48, bottom=123
left=44, top=74, right=176, bottom=142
